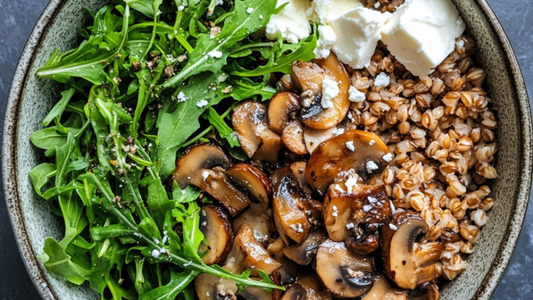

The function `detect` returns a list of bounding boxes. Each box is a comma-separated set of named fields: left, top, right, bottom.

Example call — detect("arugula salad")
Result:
left=30, top=0, right=315, bottom=298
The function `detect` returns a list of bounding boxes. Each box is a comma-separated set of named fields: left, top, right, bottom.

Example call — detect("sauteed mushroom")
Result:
left=381, top=212, right=443, bottom=290
left=199, top=205, right=233, bottom=265
left=195, top=273, right=238, bottom=300
left=172, top=143, right=250, bottom=216
left=269, top=92, right=301, bottom=134
left=227, top=163, right=271, bottom=204
left=360, top=275, right=407, bottom=300
left=283, top=228, right=328, bottom=266
left=283, top=120, right=308, bottom=155
left=296, top=273, right=333, bottom=300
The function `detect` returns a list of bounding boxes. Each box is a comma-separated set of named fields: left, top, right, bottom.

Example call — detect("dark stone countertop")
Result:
left=0, top=0, right=531, bottom=299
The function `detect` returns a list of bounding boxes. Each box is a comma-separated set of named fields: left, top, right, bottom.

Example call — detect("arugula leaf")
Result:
left=42, top=88, right=76, bottom=126
left=138, top=268, right=198, bottom=300
left=172, top=183, right=201, bottom=203
left=30, top=127, right=67, bottom=150
left=159, top=0, right=277, bottom=90
left=29, top=163, right=56, bottom=196
left=206, top=106, right=240, bottom=147
left=39, top=237, right=91, bottom=285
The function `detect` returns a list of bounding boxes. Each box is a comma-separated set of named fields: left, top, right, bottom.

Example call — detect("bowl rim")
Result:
left=2, top=0, right=531, bottom=299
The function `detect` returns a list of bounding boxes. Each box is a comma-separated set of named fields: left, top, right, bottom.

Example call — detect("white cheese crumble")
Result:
left=159, top=247, right=166, bottom=254
left=207, top=50, right=223, bottom=58
left=366, top=161, right=379, bottom=173
left=331, top=127, right=345, bottom=136
left=334, top=184, right=345, bottom=193
left=246, top=7, right=254, bottom=13
left=362, top=204, right=372, bottom=212
left=346, top=141, right=355, bottom=151
left=151, top=249, right=160, bottom=258
left=346, top=222, right=355, bottom=229
left=321, top=77, right=340, bottom=109
left=196, top=100, right=208, bottom=108
left=369, top=139, right=375, bottom=146
left=178, top=5, right=185, bottom=11
left=348, top=86, right=366, bottom=102
left=177, top=91, right=187, bottom=102
left=345, top=176, right=358, bottom=193
left=382, top=153, right=392, bottom=162
left=389, top=223, right=398, bottom=231
left=368, top=196, right=378, bottom=203
left=314, top=25, right=337, bottom=59
left=202, top=170, right=210, bottom=180
left=374, top=73, right=390, bottom=88
left=266, top=0, right=311, bottom=43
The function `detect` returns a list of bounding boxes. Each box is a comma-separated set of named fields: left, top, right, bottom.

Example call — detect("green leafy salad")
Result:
left=29, top=0, right=317, bottom=298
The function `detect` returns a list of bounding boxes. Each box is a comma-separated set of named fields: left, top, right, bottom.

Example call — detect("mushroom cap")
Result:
left=172, top=143, right=250, bottom=216
left=316, top=240, right=375, bottom=298
left=281, top=284, right=307, bottom=300
left=289, top=162, right=314, bottom=197
left=300, top=53, right=351, bottom=130
left=323, top=185, right=354, bottom=242
left=381, top=212, right=444, bottom=290
left=407, top=282, right=440, bottom=300
left=232, top=101, right=281, bottom=164
left=267, top=238, right=300, bottom=285
left=360, top=275, right=407, bottom=300
left=306, top=130, right=390, bottom=194
left=303, top=126, right=338, bottom=154
left=233, top=223, right=282, bottom=276
left=345, top=234, right=379, bottom=256
left=296, top=273, right=333, bottom=300
left=283, top=228, right=328, bottom=266
left=199, top=205, right=233, bottom=265
left=291, top=60, right=325, bottom=95
left=273, top=175, right=312, bottom=244
left=195, top=273, right=238, bottom=300
left=226, top=164, right=272, bottom=204
left=283, top=120, right=308, bottom=155
left=350, top=184, right=392, bottom=224
left=232, top=203, right=271, bottom=244
left=240, top=286, right=275, bottom=300
left=269, top=92, right=301, bottom=134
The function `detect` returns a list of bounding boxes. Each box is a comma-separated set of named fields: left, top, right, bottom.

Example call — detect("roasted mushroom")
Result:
left=232, top=203, right=271, bottom=244
left=360, top=275, right=407, bottom=300
left=345, top=234, right=379, bottom=256
left=269, top=92, right=301, bottom=134
left=283, top=120, right=308, bottom=155
left=293, top=53, right=350, bottom=130
left=226, top=164, right=272, bottom=204
left=172, top=143, right=250, bottom=216
left=283, top=228, right=327, bottom=266
left=232, top=101, right=282, bottom=164
left=296, top=273, right=333, bottom=300
left=316, top=240, right=375, bottom=298
left=240, top=285, right=275, bottom=300
left=323, top=183, right=354, bottom=242
left=289, top=162, right=314, bottom=197
left=195, top=273, right=238, bottom=300
left=407, top=282, right=440, bottom=300
left=306, top=130, right=390, bottom=194
left=267, top=238, right=299, bottom=285
left=231, top=223, right=282, bottom=276
left=199, top=205, right=233, bottom=265
left=273, top=174, right=312, bottom=244
left=351, top=184, right=392, bottom=224
left=303, top=126, right=339, bottom=154
left=281, top=284, right=306, bottom=300
left=381, top=212, right=444, bottom=290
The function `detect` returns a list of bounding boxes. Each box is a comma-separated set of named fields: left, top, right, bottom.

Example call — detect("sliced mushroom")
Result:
left=195, top=273, right=238, bottom=300
left=239, top=285, right=275, bottom=300
left=316, top=240, right=375, bottom=298
left=345, top=234, right=379, bottom=256
left=289, top=162, right=313, bottom=197
left=273, top=175, right=312, bottom=244
left=306, top=130, right=390, bottom=194
left=232, top=203, right=271, bottom=244
left=291, top=60, right=325, bottom=96
left=407, top=282, right=440, bottom=300
left=267, top=238, right=299, bottom=285
left=199, top=205, right=233, bottom=265
left=283, top=228, right=327, bottom=265
left=301, top=53, right=351, bottom=130
left=323, top=184, right=354, bottom=242
left=283, top=121, right=308, bottom=155
left=226, top=164, right=272, bottom=204
left=360, top=275, right=407, bottom=300
left=233, top=223, right=282, bottom=276
left=351, top=184, right=392, bottom=224
left=281, top=284, right=306, bottom=300
left=232, top=101, right=282, bottom=164
left=303, top=126, right=338, bottom=154
left=296, top=273, right=333, bottom=300
left=269, top=92, right=301, bottom=134
left=381, top=212, right=444, bottom=290
left=172, top=143, right=250, bottom=216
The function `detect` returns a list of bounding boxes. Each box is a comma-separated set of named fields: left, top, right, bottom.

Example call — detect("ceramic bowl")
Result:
left=2, top=0, right=531, bottom=299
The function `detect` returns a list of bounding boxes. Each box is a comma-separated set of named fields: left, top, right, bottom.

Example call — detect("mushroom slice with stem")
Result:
left=407, top=282, right=440, bottom=300
left=296, top=273, right=333, bottom=300
left=226, top=164, right=272, bottom=204
left=195, top=273, right=238, bottom=300
left=381, top=212, right=444, bottom=290
left=172, top=143, right=250, bottom=216
left=323, top=183, right=354, bottom=242
left=273, top=175, right=312, bottom=244
left=291, top=60, right=325, bottom=96
left=281, top=284, right=307, bottom=300
left=267, top=238, right=299, bottom=285
left=283, top=120, right=308, bottom=155
left=232, top=203, right=271, bottom=244
left=283, top=228, right=328, bottom=266
left=239, top=280, right=278, bottom=300
left=345, top=233, right=379, bottom=256
left=303, top=126, right=338, bottom=154
left=199, top=205, right=233, bottom=265
left=316, top=240, right=375, bottom=298
left=289, top=162, right=313, bottom=197
left=301, top=53, right=351, bottom=130
left=232, top=223, right=282, bottom=276
left=360, top=275, right=407, bottom=300
left=269, top=92, right=301, bottom=134
left=232, top=101, right=282, bottom=165
left=306, top=130, right=390, bottom=195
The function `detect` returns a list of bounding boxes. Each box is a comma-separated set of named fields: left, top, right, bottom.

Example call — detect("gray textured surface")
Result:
left=0, top=0, right=531, bottom=299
